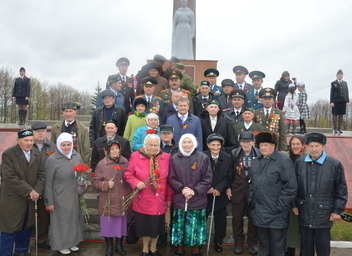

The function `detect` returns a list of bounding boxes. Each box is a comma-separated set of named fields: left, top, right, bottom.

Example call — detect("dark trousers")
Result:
left=211, top=207, right=227, bottom=244
left=37, top=197, right=50, bottom=243
left=0, top=228, right=32, bottom=256
left=300, top=225, right=330, bottom=256
left=257, top=227, right=286, bottom=256
left=231, top=196, right=258, bottom=245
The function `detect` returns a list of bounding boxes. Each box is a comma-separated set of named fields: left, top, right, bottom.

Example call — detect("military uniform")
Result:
left=160, top=88, right=192, bottom=106
left=132, top=95, right=164, bottom=115
left=233, top=122, right=265, bottom=145
left=246, top=88, right=264, bottom=110
left=106, top=74, right=134, bottom=112
left=180, top=72, right=197, bottom=96
left=330, top=79, right=349, bottom=114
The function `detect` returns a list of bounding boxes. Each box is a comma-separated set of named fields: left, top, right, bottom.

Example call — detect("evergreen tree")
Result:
left=90, top=81, right=102, bottom=113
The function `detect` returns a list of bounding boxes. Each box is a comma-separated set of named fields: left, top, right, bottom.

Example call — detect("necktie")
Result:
left=67, top=122, right=71, bottom=127
left=202, top=98, right=208, bottom=108
left=213, top=158, right=218, bottom=165
left=236, top=111, right=239, bottom=117
left=181, top=116, right=185, bottom=124
left=122, top=76, right=126, bottom=83
left=239, top=85, right=243, bottom=90
left=226, top=95, right=229, bottom=104
left=164, top=145, right=171, bottom=153
left=266, top=110, right=269, bottom=117
left=255, top=91, right=259, bottom=96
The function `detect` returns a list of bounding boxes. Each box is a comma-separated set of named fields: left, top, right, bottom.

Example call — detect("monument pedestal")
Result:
left=179, top=59, right=218, bottom=86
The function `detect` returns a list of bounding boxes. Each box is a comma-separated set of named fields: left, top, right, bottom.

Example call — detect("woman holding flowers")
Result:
left=124, top=134, right=172, bottom=256
left=92, top=140, right=130, bottom=256
left=44, top=132, right=85, bottom=255
left=131, top=113, right=160, bottom=152
left=168, top=133, right=212, bottom=256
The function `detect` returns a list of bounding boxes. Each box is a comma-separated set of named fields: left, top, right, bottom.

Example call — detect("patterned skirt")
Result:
left=171, top=209, right=207, bottom=246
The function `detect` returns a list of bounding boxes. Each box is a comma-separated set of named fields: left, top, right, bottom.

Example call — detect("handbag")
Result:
left=126, top=213, right=139, bottom=244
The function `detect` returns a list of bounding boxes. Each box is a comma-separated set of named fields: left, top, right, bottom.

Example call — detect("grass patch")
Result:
left=331, top=219, right=352, bottom=241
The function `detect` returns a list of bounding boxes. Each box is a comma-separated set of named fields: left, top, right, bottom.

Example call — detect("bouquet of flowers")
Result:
left=73, top=163, right=90, bottom=224
left=102, top=165, right=121, bottom=221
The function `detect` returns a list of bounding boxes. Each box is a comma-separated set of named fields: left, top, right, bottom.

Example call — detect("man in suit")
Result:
left=192, top=81, right=215, bottom=116
left=233, top=65, right=254, bottom=92
left=228, top=131, right=260, bottom=255
left=253, top=88, right=287, bottom=152
left=218, top=79, right=234, bottom=110
left=160, top=90, right=184, bottom=125
left=0, top=129, right=44, bottom=256
left=223, top=89, right=246, bottom=126
left=132, top=78, right=164, bottom=115
left=204, top=134, right=232, bottom=253
left=200, top=99, right=237, bottom=153
left=330, top=69, right=349, bottom=133
left=246, top=71, right=265, bottom=110
left=233, top=106, right=265, bottom=145
left=136, top=54, right=167, bottom=95
left=204, top=68, right=223, bottom=98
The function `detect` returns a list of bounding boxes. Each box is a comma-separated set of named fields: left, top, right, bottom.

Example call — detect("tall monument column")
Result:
left=172, top=0, right=196, bottom=60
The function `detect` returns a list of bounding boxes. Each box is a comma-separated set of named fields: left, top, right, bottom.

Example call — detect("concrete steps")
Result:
left=27, top=115, right=91, bottom=127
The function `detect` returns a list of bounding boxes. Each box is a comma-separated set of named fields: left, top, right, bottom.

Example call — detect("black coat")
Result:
left=248, top=149, right=297, bottom=228
left=13, top=76, right=30, bottom=98
left=192, top=93, right=215, bottom=116
left=203, top=150, right=232, bottom=212
left=200, top=111, right=237, bottom=153
left=160, top=104, right=177, bottom=125
left=89, top=104, right=128, bottom=145
left=90, top=134, right=131, bottom=171
left=135, top=62, right=158, bottom=95
left=275, top=79, right=293, bottom=100
left=294, top=154, right=347, bottom=228
left=223, top=107, right=244, bottom=127
left=330, top=80, right=349, bottom=103
left=218, top=94, right=232, bottom=110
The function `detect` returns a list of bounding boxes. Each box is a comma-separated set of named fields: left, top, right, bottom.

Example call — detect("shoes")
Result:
left=214, top=243, right=223, bottom=252
left=58, top=249, right=71, bottom=255
left=233, top=244, right=244, bottom=254
left=157, top=233, right=168, bottom=249
left=13, top=252, right=31, bottom=256
left=285, top=247, right=296, bottom=256
left=338, top=129, right=343, bottom=133
left=150, top=251, right=162, bottom=256
left=296, top=130, right=305, bottom=134
left=70, top=246, right=79, bottom=252
left=248, top=245, right=259, bottom=255
left=140, top=253, right=148, bottom=256
left=333, top=129, right=338, bottom=134
left=38, top=241, right=51, bottom=249
left=115, top=237, right=126, bottom=255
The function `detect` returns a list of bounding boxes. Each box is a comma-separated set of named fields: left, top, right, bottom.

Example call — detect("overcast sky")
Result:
left=1, top=0, right=351, bottom=104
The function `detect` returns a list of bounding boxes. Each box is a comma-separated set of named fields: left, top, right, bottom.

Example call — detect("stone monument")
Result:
left=172, top=0, right=195, bottom=60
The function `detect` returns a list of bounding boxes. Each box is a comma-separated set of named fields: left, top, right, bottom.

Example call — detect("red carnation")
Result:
left=146, top=129, right=157, bottom=134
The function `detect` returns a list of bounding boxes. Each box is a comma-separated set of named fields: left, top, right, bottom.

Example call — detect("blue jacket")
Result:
left=131, top=126, right=160, bottom=152
left=96, top=89, right=124, bottom=108
left=246, top=88, right=263, bottom=110
left=166, top=111, right=203, bottom=151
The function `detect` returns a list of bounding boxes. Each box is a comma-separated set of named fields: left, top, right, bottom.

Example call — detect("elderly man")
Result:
left=218, top=79, right=234, bottom=110
left=227, top=131, right=260, bottom=255
left=193, top=81, right=215, bottom=116
left=0, top=129, right=44, bottom=256
left=294, top=132, right=347, bottom=256
left=91, top=121, right=131, bottom=172
left=89, top=90, right=127, bottom=145
left=248, top=131, right=297, bottom=256
left=31, top=121, right=56, bottom=250
left=200, top=99, right=236, bottom=153
left=97, top=75, right=124, bottom=108
left=233, top=65, right=254, bottom=92
left=166, top=97, right=203, bottom=151
left=106, top=57, right=135, bottom=112
left=204, top=134, right=232, bottom=253
left=253, top=88, right=287, bottom=152
left=51, top=101, right=91, bottom=165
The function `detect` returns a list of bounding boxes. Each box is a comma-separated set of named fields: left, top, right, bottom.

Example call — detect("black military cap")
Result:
left=231, top=89, right=246, bottom=99
left=169, top=56, right=180, bottom=63
left=20, top=67, right=26, bottom=72
left=142, top=77, right=158, bottom=86
left=259, top=88, right=277, bottom=98
left=206, top=133, right=224, bottom=145
left=115, top=57, right=130, bottom=67
left=31, top=121, right=47, bottom=130
left=200, top=81, right=210, bottom=87
left=304, top=132, right=327, bottom=145
left=101, top=90, right=116, bottom=99
left=166, top=70, right=183, bottom=80
left=233, top=65, right=248, bottom=75
left=255, top=131, right=278, bottom=146
left=208, top=99, right=219, bottom=107
left=108, top=75, right=121, bottom=85
left=153, top=54, right=166, bottom=63
left=204, top=68, right=219, bottom=77
left=61, top=101, right=77, bottom=111
left=249, top=70, right=266, bottom=80
left=133, top=97, right=147, bottom=109
left=337, top=69, right=343, bottom=75
left=160, top=124, right=174, bottom=133
left=18, top=129, right=33, bottom=139
left=239, top=131, right=254, bottom=142
left=221, top=79, right=235, bottom=87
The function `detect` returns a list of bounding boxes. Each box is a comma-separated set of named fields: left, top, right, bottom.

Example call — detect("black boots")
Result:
left=17, top=110, right=27, bottom=125
left=105, top=237, right=113, bottom=256
left=115, top=237, right=126, bottom=255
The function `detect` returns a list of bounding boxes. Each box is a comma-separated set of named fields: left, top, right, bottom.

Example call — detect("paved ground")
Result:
left=30, top=240, right=352, bottom=256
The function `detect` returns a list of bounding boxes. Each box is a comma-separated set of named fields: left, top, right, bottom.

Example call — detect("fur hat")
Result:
left=304, top=132, right=327, bottom=145
left=255, top=131, right=278, bottom=146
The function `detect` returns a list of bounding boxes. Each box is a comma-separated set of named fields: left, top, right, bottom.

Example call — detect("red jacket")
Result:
left=124, top=151, right=172, bottom=215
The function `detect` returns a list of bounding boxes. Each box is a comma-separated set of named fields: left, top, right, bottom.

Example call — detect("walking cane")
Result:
left=35, top=200, right=38, bottom=256
left=206, top=195, right=216, bottom=256
left=183, top=198, right=188, bottom=246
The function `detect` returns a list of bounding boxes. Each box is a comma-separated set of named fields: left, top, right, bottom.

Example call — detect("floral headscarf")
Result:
left=105, top=139, right=120, bottom=164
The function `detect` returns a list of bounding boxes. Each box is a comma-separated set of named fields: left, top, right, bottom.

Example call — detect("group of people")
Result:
left=1, top=59, right=349, bottom=256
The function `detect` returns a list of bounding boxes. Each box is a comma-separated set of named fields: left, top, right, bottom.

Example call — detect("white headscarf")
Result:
left=146, top=113, right=159, bottom=128
left=179, top=133, right=197, bottom=156
left=57, top=132, right=73, bottom=159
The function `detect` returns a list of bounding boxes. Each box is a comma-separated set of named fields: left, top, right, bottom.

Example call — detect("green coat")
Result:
left=253, top=108, right=287, bottom=151
left=0, top=144, right=44, bottom=233
left=51, top=119, right=91, bottom=165
left=180, top=73, right=197, bottom=96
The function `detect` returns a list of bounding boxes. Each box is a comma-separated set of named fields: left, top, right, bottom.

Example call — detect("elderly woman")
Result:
left=92, top=140, right=130, bottom=256
left=168, top=133, right=212, bottom=256
left=124, top=134, right=172, bottom=256
left=44, top=132, right=84, bottom=255
left=123, top=97, right=148, bottom=144
left=131, top=113, right=160, bottom=152
left=285, top=135, right=307, bottom=256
